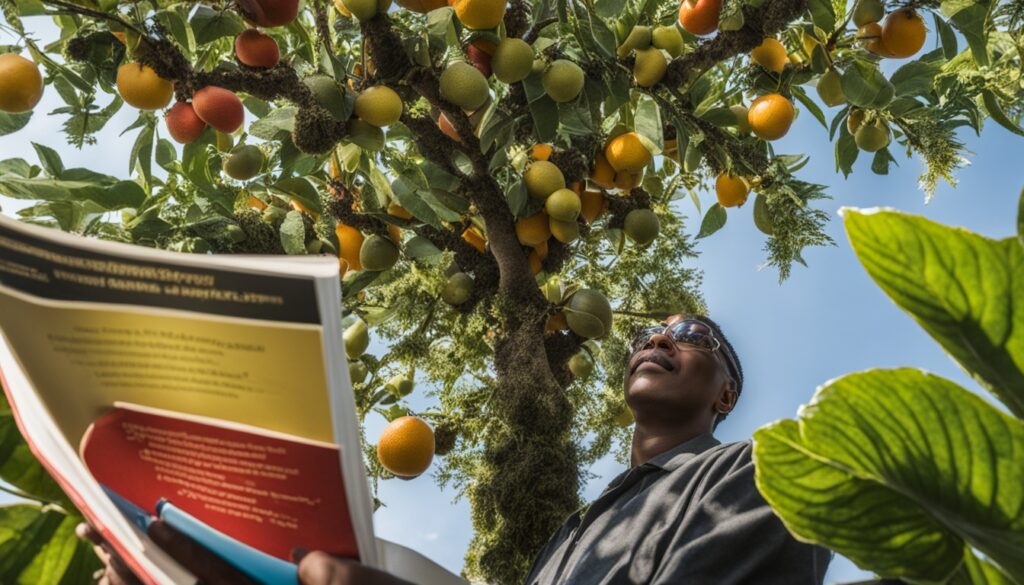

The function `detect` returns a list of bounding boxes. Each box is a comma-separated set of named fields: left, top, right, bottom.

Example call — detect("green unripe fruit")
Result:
left=545, top=188, right=582, bottom=221
left=342, top=0, right=377, bottom=21
left=524, top=160, right=565, bottom=199
left=349, top=360, right=368, bottom=384
left=542, top=60, right=584, bottom=103
left=343, top=318, right=370, bottom=359
left=215, top=130, right=234, bottom=152
left=623, top=208, right=660, bottom=245
left=616, top=25, right=652, bottom=58
left=359, top=234, right=400, bottom=271
left=354, top=86, right=403, bottom=127
left=565, top=289, right=613, bottom=339
left=568, top=350, right=595, bottom=378
left=262, top=206, right=288, bottom=224
left=853, top=0, right=885, bottom=27
left=816, top=69, right=846, bottom=107
left=223, top=144, right=264, bottom=180
left=304, top=74, right=348, bottom=121
left=224, top=224, right=247, bottom=243
left=492, top=38, right=534, bottom=84
left=386, top=374, right=415, bottom=397
left=652, top=25, right=685, bottom=57
left=855, top=120, right=891, bottom=152
left=633, top=47, right=668, bottom=88
left=549, top=217, right=580, bottom=244
left=753, top=194, right=773, bottom=235
left=439, top=62, right=490, bottom=111
left=442, top=272, right=474, bottom=305
left=347, top=118, right=385, bottom=151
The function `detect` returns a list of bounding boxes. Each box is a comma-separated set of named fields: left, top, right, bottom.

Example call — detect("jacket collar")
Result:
left=642, top=432, right=720, bottom=472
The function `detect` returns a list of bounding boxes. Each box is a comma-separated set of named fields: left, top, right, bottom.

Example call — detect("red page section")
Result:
left=82, top=407, right=359, bottom=561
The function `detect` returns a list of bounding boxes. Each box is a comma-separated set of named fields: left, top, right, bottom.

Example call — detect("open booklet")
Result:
left=0, top=214, right=465, bottom=585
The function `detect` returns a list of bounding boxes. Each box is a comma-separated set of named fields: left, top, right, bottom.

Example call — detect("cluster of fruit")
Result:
left=854, top=0, right=926, bottom=59
left=616, top=25, right=685, bottom=88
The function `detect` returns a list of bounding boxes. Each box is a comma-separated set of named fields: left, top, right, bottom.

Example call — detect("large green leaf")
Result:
left=842, top=208, right=1024, bottom=418
left=0, top=504, right=100, bottom=584
left=0, top=398, right=65, bottom=504
left=754, top=368, right=1024, bottom=583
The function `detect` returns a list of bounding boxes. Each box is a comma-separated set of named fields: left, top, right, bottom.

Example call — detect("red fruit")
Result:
left=466, top=43, right=492, bottom=78
left=235, top=0, right=299, bottom=27
left=192, top=86, right=245, bottom=134
left=235, top=29, right=280, bottom=68
left=438, top=113, right=461, bottom=143
left=165, top=102, right=207, bottom=144
left=678, top=0, right=722, bottom=36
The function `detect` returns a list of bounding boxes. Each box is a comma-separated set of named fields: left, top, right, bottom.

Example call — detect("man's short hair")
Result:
left=688, top=314, right=743, bottom=428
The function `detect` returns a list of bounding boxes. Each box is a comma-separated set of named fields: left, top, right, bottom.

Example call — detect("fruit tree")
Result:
left=0, top=0, right=1022, bottom=582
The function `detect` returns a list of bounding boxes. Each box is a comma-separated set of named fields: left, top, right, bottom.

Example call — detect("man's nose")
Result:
left=641, top=332, right=676, bottom=354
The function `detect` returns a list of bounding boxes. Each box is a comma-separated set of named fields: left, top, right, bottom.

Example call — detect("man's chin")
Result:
left=626, top=376, right=677, bottom=403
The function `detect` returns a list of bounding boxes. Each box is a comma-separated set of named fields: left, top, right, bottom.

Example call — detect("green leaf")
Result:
left=404, top=235, right=442, bottom=259
left=890, top=60, right=940, bottom=97
left=594, top=0, right=627, bottom=18
left=391, top=177, right=440, bottom=228
left=155, top=138, right=177, bottom=171
left=30, top=144, right=64, bottom=178
left=696, top=203, right=726, bottom=238
left=279, top=210, right=307, bottom=255
left=754, top=368, right=1024, bottom=583
left=933, top=13, right=959, bottom=60
left=807, top=0, right=836, bottom=33
left=273, top=177, right=322, bottom=214
left=791, top=87, right=827, bottom=131
left=129, top=121, right=155, bottom=187
left=982, top=90, right=1024, bottom=137
left=634, top=95, right=663, bottom=154
left=0, top=504, right=101, bottom=583
left=842, top=207, right=1024, bottom=417
left=189, top=6, right=245, bottom=45
left=870, top=147, right=895, bottom=175
left=0, top=174, right=142, bottom=210
left=0, top=112, right=31, bottom=136
left=949, top=3, right=989, bottom=65
left=0, top=411, right=65, bottom=503
left=248, top=107, right=297, bottom=140
left=834, top=126, right=858, bottom=177
left=840, top=61, right=895, bottom=109
left=1018, top=188, right=1024, bottom=250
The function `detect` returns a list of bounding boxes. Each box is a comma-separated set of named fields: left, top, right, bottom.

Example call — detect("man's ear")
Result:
left=715, top=382, right=738, bottom=415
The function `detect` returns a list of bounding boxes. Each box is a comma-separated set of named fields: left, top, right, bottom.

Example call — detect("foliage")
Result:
left=0, top=0, right=1021, bottom=582
left=753, top=199, right=1024, bottom=584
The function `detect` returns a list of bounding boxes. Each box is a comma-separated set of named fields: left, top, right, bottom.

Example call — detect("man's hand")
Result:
left=76, top=521, right=415, bottom=585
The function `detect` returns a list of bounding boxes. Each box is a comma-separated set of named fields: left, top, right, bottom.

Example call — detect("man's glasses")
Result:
left=630, top=319, right=740, bottom=382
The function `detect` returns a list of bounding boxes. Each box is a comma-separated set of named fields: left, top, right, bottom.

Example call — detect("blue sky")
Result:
left=2, top=13, right=1023, bottom=583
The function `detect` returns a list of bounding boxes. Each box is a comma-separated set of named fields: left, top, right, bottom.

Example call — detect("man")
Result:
left=80, top=314, right=831, bottom=584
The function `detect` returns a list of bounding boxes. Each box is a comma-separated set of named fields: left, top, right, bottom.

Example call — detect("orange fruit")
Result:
left=614, top=170, right=643, bottom=191
left=516, top=212, right=551, bottom=246
left=534, top=239, right=548, bottom=259
left=248, top=195, right=267, bottom=210
left=336, top=224, right=365, bottom=271
left=747, top=93, right=794, bottom=141
left=438, top=113, right=461, bottom=143
left=532, top=143, right=553, bottom=161
left=663, top=138, right=678, bottom=159
left=0, top=54, right=44, bottom=114
left=605, top=131, right=652, bottom=173
left=715, top=174, right=749, bottom=207
left=387, top=201, right=414, bottom=219
left=857, top=23, right=891, bottom=56
left=377, top=416, right=435, bottom=478
left=116, top=63, right=173, bottom=110
left=387, top=224, right=403, bottom=244
left=462, top=226, right=487, bottom=252
left=545, top=310, right=568, bottom=332
left=881, top=8, right=926, bottom=58
left=580, top=190, right=607, bottom=223
left=677, top=0, right=721, bottom=36
left=590, top=153, right=616, bottom=189
left=750, top=38, right=787, bottom=73
left=290, top=199, right=317, bottom=217
left=528, top=248, right=543, bottom=274
left=450, top=0, right=506, bottom=29
left=847, top=108, right=865, bottom=134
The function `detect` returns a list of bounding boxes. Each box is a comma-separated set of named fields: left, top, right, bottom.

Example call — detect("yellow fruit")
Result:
left=801, top=30, right=822, bottom=58
left=336, top=223, right=365, bottom=271
left=565, top=289, right=613, bottom=339
left=545, top=188, right=582, bottom=221
left=360, top=233, right=400, bottom=271
left=531, top=143, right=553, bottom=161
left=854, top=120, right=891, bottom=152
left=354, top=86, right=403, bottom=127
left=580, top=190, right=608, bottom=223
left=614, top=405, right=634, bottom=426
left=542, top=60, right=585, bottom=103
left=881, top=8, right=926, bottom=59
left=442, top=272, right=474, bottom=305
left=516, top=212, right=551, bottom=246
left=750, top=38, right=787, bottom=73
left=617, top=25, right=652, bottom=58
left=590, top=153, right=616, bottom=189
left=730, top=104, right=751, bottom=134
left=633, top=47, right=668, bottom=88
left=334, top=0, right=352, bottom=16
left=549, top=217, right=580, bottom=243
left=0, top=54, right=43, bottom=114
left=462, top=226, right=487, bottom=252
left=623, top=208, right=660, bottom=245
left=568, top=351, right=595, bottom=378
left=524, top=160, right=566, bottom=199
left=853, top=0, right=884, bottom=27
left=387, top=201, right=413, bottom=219
left=715, top=173, right=749, bottom=207
left=605, top=131, right=652, bottom=173
left=116, top=63, right=173, bottom=110
left=343, top=318, right=370, bottom=358
left=387, top=223, right=403, bottom=245
left=614, top=170, right=644, bottom=191
left=439, top=62, right=490, bottom=111
left=377, top=416, right=435, bottom=478
left=349, top=360, right=368, bottom=384
left=652, top=25, right=685, bottom=58
left=492, top=38, right=534, bottom=84
left=817, top=69, right=846, bottom=107
left=857, top=23, right=891, bottom=56
left=847, top=109, right=865, bottom=134
left=342, top=0, right=378, bottom=20
left=451, top=0, right=506, bottom=29
left=747, top=93, right=794, bottom=141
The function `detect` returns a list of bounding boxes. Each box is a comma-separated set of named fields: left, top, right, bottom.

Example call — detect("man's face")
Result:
left=623, top=316, right=729, bottom=420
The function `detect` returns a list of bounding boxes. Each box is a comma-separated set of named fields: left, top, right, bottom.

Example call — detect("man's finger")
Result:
left=101, top=543, right=144, bottom=585
left=75, top=521, right=103, bottom=545
left=147, top=520, right=259, bottom=585
left=297, top=551, right=346, bottom=585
